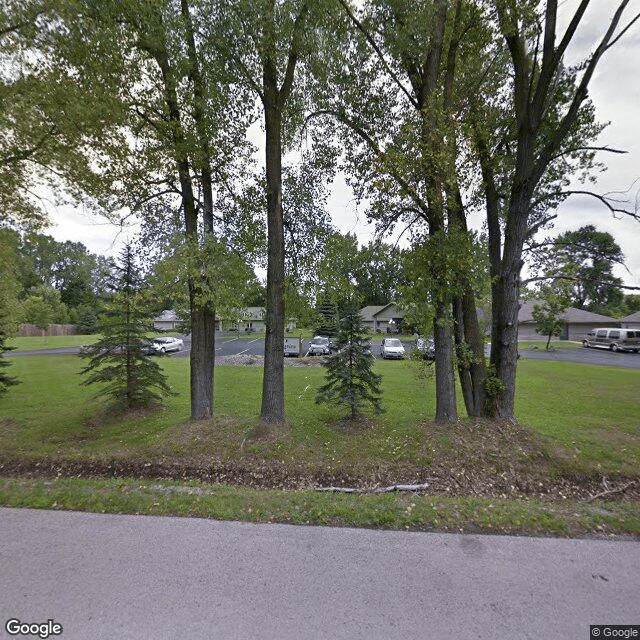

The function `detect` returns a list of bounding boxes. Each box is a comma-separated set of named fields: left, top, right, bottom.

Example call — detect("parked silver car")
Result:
left=151, top=336, right=184, bottom=353
left=380, top=338, right=405, bottom=359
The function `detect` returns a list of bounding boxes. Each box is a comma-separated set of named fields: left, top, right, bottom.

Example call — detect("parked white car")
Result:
left=307, top=336, right=332, bottom=356
left=151, top=336, right=183, bottom=353
left=380, top=338, right=405, bottom=359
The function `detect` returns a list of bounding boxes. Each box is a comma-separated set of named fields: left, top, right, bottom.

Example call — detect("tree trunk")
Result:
left=487, top=275, right=519, bottom=419
left=487, top=189, right=530, bottom=420
left=447, top=187, right=487, bottom=417
left=453, top=296, right=474, bottom=416
left=152, top=39, right=217, bottom=421
left=255, top=2, right=308, bottom=424
left=432, top=303, right=457, bottom=423
left=461, top=287, right=487, bottom=416
left=260, top=89, right=286, bottom=423
left=188, top=300, right=216, bottom=420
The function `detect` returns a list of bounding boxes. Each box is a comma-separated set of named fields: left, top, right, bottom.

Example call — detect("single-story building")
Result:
left=153, top=309, right=182, bottom=331
left=154, top=307, right=296, bottom=333
left=360, top=305, right=386, bottom=332
left=621, top=310, right=640, bottom=329
left=360, top=303, right=405, bottom=333
left=223, top=307, right=296, bottom=333
left=517, top=300, right=619, bottom=341
left=233, top=307, right=266, bottom=333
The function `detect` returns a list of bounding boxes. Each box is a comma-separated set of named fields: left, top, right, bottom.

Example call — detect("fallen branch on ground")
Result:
left=315, top=482, right=430, bottom=494
left=586, top=481, right=636, bottom=502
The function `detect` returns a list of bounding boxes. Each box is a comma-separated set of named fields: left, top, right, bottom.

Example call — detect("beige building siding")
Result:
left=621, top=311, right=640, bottom=329
left=517, top=300, right=619, bottom=341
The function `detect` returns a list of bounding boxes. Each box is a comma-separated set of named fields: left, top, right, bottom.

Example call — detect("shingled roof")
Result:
left=621, top=310, right=640, bottom=323
left=518, top=300, right=618, bottom=325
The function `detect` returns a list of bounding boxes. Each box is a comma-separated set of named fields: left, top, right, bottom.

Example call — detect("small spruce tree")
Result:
left=316, top=302, right=383, bottom=419
left=0, top=313, right=19, bottom=396
left=80, top=245, right=174, bottom=410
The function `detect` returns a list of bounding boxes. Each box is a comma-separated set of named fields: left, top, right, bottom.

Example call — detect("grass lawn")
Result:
left=7, top=334, right=100, bottom=351
left=518, top=340, right=582, bottom=350
left=0, top=353, right=638, bottom=537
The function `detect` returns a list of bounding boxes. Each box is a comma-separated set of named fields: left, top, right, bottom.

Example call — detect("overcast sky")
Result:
left=46, top=2, right=640, bottom=290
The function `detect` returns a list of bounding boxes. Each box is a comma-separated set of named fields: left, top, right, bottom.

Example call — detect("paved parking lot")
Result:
left=178, top=336, right=418, bottom=360
left=517, top=345, right=640, bottom=369
left=8, top=336, right=640, bottom=369
left=187, top=337, right=640, bottom=369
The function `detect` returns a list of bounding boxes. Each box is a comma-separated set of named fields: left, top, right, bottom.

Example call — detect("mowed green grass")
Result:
left=0, top=356, right=437, bottom=472
left=2, top=476, right=637, bottom=538
left=1, top=353, right=639, bottom=537
left=1, top=353, right=638, bottom=477
left=7, top=334, right=99, bottom=351
left=515, top=360, right=640, bottom=475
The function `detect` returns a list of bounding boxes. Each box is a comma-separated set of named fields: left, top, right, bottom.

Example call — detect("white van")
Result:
left=582, top=328, right=640, bottom=353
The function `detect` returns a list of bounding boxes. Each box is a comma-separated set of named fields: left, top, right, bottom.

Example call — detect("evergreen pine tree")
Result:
left=80, top=245, right=174, bottom=409
left=0, top=313, right=19, bottom=396
left=316, top=302, right=383, bottom=419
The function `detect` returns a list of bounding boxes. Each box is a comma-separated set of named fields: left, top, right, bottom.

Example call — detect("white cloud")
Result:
left=552, top=1, right=640, bottom=288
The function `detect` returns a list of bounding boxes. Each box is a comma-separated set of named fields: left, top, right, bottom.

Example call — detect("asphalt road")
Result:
left=517, top=345, right=640, bottom=368
left=1, top=507, right=638, bottom=640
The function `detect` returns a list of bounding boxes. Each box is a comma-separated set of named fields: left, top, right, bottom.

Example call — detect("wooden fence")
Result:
left=19, top=323, right=79, bottom=337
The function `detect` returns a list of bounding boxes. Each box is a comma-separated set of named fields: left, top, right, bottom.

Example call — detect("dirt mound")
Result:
left=0, top=456, right=636, bottom=502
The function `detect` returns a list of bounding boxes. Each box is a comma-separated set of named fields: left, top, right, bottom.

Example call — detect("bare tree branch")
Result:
left=564, top=190, right=640, bottom=221
left=526, top=213, right=557, bottom=239
left=525, top=239, right=627, bottom=265
left=605, top=11, right=640, bottom=49
left=535, top=1, right=633, bottom=180
left=132, top=189, right=179, bottom=211
left=548, top=145, right=627, bottom=162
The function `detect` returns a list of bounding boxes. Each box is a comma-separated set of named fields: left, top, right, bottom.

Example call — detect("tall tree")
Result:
left=19, top=234, right=99, bottom=308
left=312, top=0, right=490, bottom=421
left=479, top=0, right=639, bottom=418
left=529, top=225, right=625, bottom=314
left=353, top=241, right=405, bottom=306
left=281, top=154, right=337, bottom=332
left=217, top=0, right=333, bottom=423
left=1, top=0, right=128, bottom=231
left=19, top=0, right=257, bottom=419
